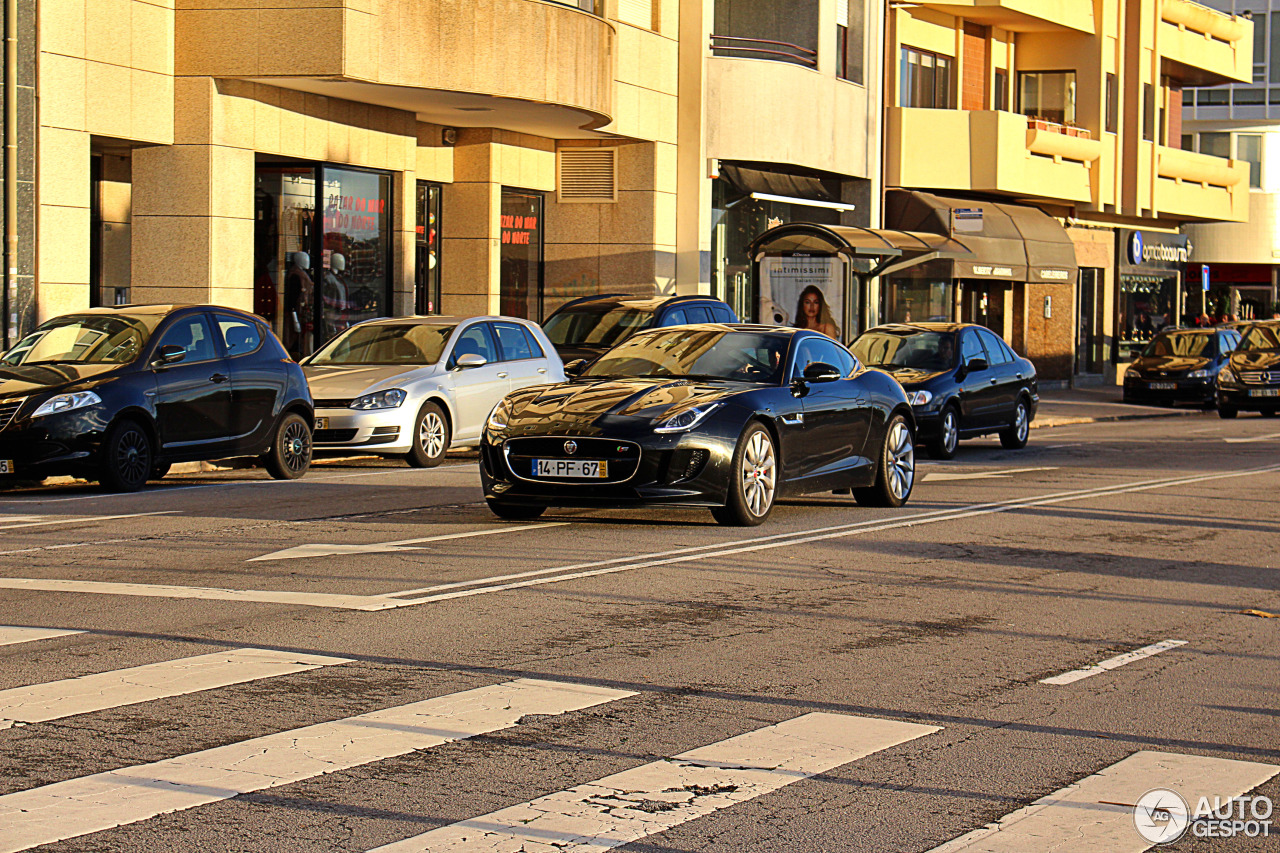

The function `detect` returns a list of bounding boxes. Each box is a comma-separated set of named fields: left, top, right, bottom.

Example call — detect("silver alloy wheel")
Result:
left=419, top=410, right=447, bottom=458
left=887, top=420, right=915, bottom=501
left=741, top=430, right=776, bottom=517
left=1014, top=401, right=1028, bottom=443
left=941, top=409, right=959, bottom=454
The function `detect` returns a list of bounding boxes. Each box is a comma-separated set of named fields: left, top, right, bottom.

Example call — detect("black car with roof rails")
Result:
left=541, top=293, right=738, bottom=363
left=850, top=322, right=1038, bottom=459
left=0, top=304, right=313, bottom=491
left=1122, top=326, right=1240, bottom=407
left=1215, top=319, right=1280, bottom=419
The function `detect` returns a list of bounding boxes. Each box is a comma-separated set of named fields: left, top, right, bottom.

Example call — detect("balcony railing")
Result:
left=709, top=35, right=818, bottom=69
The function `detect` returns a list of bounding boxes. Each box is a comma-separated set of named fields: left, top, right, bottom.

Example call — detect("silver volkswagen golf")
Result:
left=302, top=316, right=565, bottom=466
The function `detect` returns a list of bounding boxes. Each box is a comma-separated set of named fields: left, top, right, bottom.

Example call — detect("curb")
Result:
left=1032, top=407, right=1208, bottom=429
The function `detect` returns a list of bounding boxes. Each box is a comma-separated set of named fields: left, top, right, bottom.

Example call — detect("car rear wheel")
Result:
left=263, top=412, right=312, bottom=480
left=854, top=414, right=915, bottom=508
left=1263, top=409, right=1278, bottom=418
left=712, top=423, right=777, bottom=527
left=925, top=405, right=959, bottom=459
left=1218, top=406, right=1238, bottom=419
left=999, top=398, right=1030, bottom=449
left=100, top=418, right=153, bottom=493
left=406, top=402, right=449, bottom=468
left=486, top=500, right=546, bottom=520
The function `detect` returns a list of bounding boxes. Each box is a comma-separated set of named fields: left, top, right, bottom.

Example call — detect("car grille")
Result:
left=1239, top=371, right=1280, bottom=385
left=0, top=398, right=25, bottom=431
left=314, top=428, right=359, bottom=443
left=504, top=436, right=641, bottom=484
left=313, top=399, right=353, bottom=409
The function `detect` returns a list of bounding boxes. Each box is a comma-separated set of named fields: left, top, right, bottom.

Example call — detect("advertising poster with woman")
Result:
left=758, top=256, right=844, bottom=341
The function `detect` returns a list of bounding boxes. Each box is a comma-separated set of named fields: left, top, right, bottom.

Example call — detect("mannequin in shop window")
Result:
left=324, top=253, right=351, bottom=336
left=283, top=252, right=313, bottom=359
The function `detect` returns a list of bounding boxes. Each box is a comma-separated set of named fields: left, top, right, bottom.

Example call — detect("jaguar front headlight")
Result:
left=906, top=390, right=933, bottom=406
left=654, top=403, right=722, bottom=434
left=32, top=391, right=102, bottom=418
left=350, top=389, right=407, bottom=410
left=487, top=398, right=513, bottom=431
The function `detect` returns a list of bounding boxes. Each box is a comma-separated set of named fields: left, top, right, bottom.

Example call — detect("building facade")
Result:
left=1183, top=0, right=1280, bottom=322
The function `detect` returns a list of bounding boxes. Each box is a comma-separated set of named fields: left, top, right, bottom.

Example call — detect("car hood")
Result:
left=1229, top=350, right=1280, bottom=370
left=0, top=362, right=122, bottom=400
left=503, top=377, right=746, bottom=433
left=1133, top=355, right=1212, bottom=374
left=303, top=364, right=437, bottom=397
left=870, top=365, right=949, bottom=387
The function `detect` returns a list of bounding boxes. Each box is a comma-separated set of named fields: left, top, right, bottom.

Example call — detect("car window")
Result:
left=215, top=314, right=263, bottom=358
left=522, top=326, right=545, bottom=358
left=157, top=315, right=218, bottom=363
left=711, top=304, right=737, bottom=323
left=789, top=337, right=857, bottom=381
left=976, top=328, right=1012, bottom=365
left=1221, top=332, right=1239, bottom=355
left=450, top=322, right=498, bottom=366
left=960, top=329, right=986, bottom=365
left=662, top=308, right=688, bottom=326
left=493, top=322, right=536, bottom=361
left=684, top=306, right=713, bottom=324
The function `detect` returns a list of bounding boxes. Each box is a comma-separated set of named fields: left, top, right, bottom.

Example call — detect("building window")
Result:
left=1254, top=11, right=1268, bottom=82
left=499, top=189, right=545, bottom=321
left=1143, top=83, right=1155, bottom=142
left=1182, top=134, right=1194, bottom=152
left=1199, top=132, right=1231, bottom=159
left=901, top=47, right=954, bottom=109
left=1019, top=70, right=1075, bottom=124
left=1199, top=89, right=1229, bottom=105
left=1106, top=73, right=1118, bottom=133
left=415, top=182, right=442, bottom=315
left=1235, top=88, right=1266, bottom=105
left=836, top=0, right=863, bottom=84
left=1271, top=11, right=1280, bottom=84
left=1236, top=134, right=1263, bottom=188
left=993, top=68, right=1008, bottom=111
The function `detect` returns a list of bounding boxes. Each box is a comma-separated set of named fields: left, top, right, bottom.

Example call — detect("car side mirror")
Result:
left=966, top=357, right=989, bottom=373
left=802, top=362, right=842, bottom=383
left=455, top=353, right=488, bottom=369
left=153, top=344, right=186, bottom=368
left=563, top=358, right=588, bottom=378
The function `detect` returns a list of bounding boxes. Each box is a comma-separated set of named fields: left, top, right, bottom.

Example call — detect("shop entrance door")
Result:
left=415, top=182, right=442, bottom=315
left=1076, top=268, right=1102, bottom=374
left=960, top=281, right=1005, bottom=335
left=499, top=189, right=544, bottom=321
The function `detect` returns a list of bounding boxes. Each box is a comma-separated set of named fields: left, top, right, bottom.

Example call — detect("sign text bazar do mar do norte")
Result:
left=501, top=213, right=540, bottom=245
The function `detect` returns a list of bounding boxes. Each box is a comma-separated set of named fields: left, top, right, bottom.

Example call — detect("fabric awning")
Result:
left=746, top=223, right=972, bottom=267
left=720, top=165, right=838, bottom=203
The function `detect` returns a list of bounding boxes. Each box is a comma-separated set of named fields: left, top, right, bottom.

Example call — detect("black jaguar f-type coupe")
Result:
left=480, top=325, right=917, bottom=526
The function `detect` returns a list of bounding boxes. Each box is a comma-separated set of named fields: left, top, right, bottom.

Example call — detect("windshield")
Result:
left=543, top=305, right=655, bottom=348
left=583, top=329, right=787, bottom=384
left=851, top=331, right=955, bottom=371
left=1, top=314, right=156, bottom=366
left=308, top=323, right=455, bottom=365
left=1239, top=325, right=1280, bottom=352
left=1142, top=332, right=1214, bottom=358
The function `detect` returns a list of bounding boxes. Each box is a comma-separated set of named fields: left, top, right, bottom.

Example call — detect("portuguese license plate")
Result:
left=314, top=417, right=329, bottom=430
left=1149, top=382, right=1176, bottom=390
left=535, top=459, right=607, bottom=479
left=1249, top=389, right=1280, bottom=398
left=0, top=460, right=12, bottom=475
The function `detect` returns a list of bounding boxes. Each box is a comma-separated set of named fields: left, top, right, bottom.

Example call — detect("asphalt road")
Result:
left=0, top=412, right=1277, bottom=853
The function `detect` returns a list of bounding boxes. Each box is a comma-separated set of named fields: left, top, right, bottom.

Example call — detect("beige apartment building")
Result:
left=880, top=0, right=1252, bottom=382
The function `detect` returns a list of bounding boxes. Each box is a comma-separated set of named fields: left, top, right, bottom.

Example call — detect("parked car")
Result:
left=302, top=316, right=565, bottom=466
left=481, top=324, right=916, bottom=526
left=1215, top=319, right=1280, bottom=419
left=1122, top=327, right=1240, bottom=407
left=850, top=323, right=1038, bottom=459
left=0, top=304, right=313, bottom=491
left=541, top=294, right=738, bottom=363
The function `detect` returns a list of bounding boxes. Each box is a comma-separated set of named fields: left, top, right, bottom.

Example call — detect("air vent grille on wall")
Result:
left=616, top=0, right=653, bottom=29
left=558, top=149, right=618, bottom=203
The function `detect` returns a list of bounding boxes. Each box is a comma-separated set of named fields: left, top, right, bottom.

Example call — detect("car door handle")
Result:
left=497, top=372, right=508, bottom=379
left=537, top=368, right=547, bottom=374
left=210, top=373, right=229, bottom=384
left=989, top=377, right=998, bottom=385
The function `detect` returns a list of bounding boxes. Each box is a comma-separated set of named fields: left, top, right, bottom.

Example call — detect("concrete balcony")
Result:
left=907, top=0, right=1094, bottom=34
left=1155, top=145, right=1249, bottom=222
left=887, top=108, right=1097, bottom=204
left=1159, top=0, right=1251, bottom=86
left=175, top=0, right=615, bottom=137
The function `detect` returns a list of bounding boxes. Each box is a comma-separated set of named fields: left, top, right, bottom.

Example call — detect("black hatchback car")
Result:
left=1216, top=320, right=1280, bottom=418
left=851, top=323, right=1038, bottom=459
left=1122, top=327, right=1240, bottom=407
left=0, top=305, right=314, bottom=491
left=541, top=294, right=738, bottom=363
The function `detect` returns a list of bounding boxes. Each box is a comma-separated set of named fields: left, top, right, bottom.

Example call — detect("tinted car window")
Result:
left=157, top=315, right=218, bottom=363
left=661, top=308, right=689, bottom=326
left=1240, top=325, right=1280, bottom=351
left=493, top=322, right=536, bottom=361
left=584, top=329, right=787, bottom=384
left=683, top=306, right=713, bottom=324
left=711, top=304, right=736, bottom=323
left=960, top=330, right=986, bottom=364
left=976, top=328, right=1012, bottom=365
left=451, top=323, right=499, bottom=365
left=543, top=304, right=655, bottom=347
left=215, top=314, right=263, bottom=357
left=3, top=314, right=157, bottom=366
left=1142, top=331, right=1214, bottom=358
left=791, top=337, right=856, bottom=380
left=309, top=322, right=455, bottom=365
left=853, top=330, right=954, bottom=371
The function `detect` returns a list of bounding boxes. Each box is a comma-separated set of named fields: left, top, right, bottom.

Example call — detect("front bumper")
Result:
left=0, top=405, right=111, bottom=478
left=312, top=406, right=413, bottom=453
left=1216, top=383, right=1280, bottom=411
left=1123, top=376, right=1214, bottom=403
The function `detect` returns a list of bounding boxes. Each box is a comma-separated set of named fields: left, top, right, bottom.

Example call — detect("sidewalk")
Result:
left=1033, top=385, right=1209, bottom=429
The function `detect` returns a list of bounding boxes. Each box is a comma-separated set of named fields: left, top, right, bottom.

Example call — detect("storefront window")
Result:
left=1019, top=71, right=1076, bottom=125
left=1117, top=275, right=1176, bottom=361
left=884, top=263, right=953, bottom=324
left=499, top=189, right=545, bottom=320
left=415, top=182, right=442, bottom=314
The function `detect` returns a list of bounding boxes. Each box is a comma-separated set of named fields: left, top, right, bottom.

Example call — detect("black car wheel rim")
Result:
left=116, top=428, right=149, bottom=485
left=1014, top=403, right=1028, bottom=442
left=420, top=411, right=446, bottom=458
left=742, top=431, right=776, bottom=517
left=281, top=421, right=310, bottom=473
left=942, top=411, right=958, bottom=453
left=888, top=420, right=915, bottom=501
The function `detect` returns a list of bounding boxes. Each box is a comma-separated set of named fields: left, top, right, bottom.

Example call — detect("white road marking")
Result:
left=0, top=511, right=178, bottom=531
left=926, top=751, right=1279, bottom=852
left=0, top=516, right=45, bottom=524
left=248, top=522, right=568, bottom=562
left=923, top=467, right=1058, bottom=483
left=0, top=465, right=1276, bottom=612
left=1224, top=431, right=1280, bottom=443
left=0, top=648, right=352, bottom=730
left=0, top=678, right=634, bottom=853
left=0, top=627, right=85, bottom=647
left=1039, top=640, right=1188, bottom=686
left=368, top=713, right=939, bottom=853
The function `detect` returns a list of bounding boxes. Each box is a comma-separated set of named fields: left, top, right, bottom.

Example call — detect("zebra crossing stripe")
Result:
left=0, top=678, right=635, bottom=853
left=367, top=713, right=939, bottom=853
left=925, top=750, right=1279, bottom=852
left=0, top=648, right=353, bottom=729
left=0, top=627, right=84, bottom=647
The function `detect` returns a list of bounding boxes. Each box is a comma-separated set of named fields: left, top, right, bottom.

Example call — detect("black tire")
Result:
left=100, top=418, right=153, bottom=492
left=854, top=414, right=916, bottom=508
left=925, top=405, right=960, bottom=460
left=711, top=422, right=777, bottom=527
left=486, top=499, right=546, bottom=520
left=1218, top=406, right=1238, bottom=419
left=405, top=401, right=450, bottom=468
left=999, top=397, right=1031, bottom=450
left=1263, top=409, right=1278, bottom=418
left=150, top=462, right=171, bottom=481
left=263, top=412, right=312, bottom=480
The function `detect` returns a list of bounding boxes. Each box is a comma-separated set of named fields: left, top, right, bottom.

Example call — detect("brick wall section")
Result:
left=1024, top=281, right=1076, bottom=380
left=962, top=23, right=988, bottom=112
